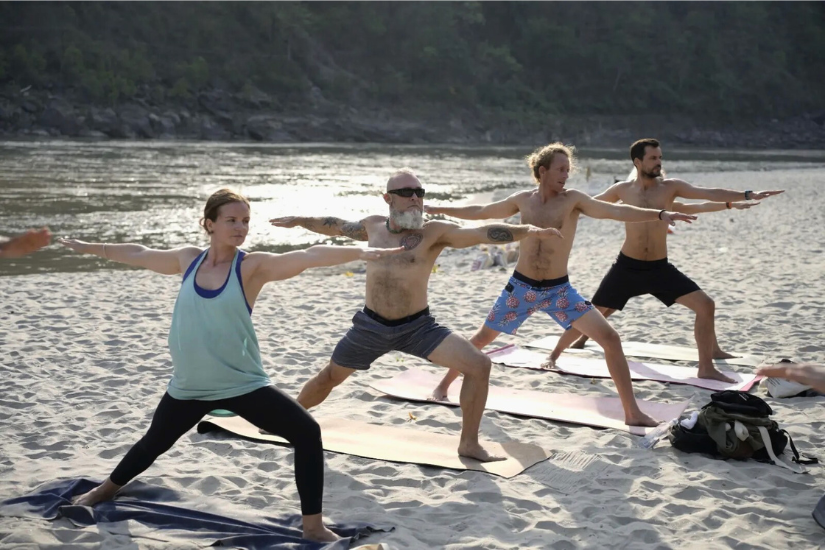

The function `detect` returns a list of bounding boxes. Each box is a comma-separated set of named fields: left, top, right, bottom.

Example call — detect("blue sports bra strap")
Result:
left=182, top=249, right=207, bottom=283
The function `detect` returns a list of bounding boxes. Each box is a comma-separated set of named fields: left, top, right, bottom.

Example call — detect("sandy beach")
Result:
left=1, top=166, right=824, bottom=548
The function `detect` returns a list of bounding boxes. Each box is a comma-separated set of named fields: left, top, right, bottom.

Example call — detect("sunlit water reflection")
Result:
left=2, top=139, right=824, bottom=276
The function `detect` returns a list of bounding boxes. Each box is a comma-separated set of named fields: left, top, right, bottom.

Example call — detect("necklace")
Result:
left=385, top=218, right=404, bottom=234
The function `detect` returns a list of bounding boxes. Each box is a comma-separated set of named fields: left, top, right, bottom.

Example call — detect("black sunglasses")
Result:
left=388, top=187, right=425, bottom=198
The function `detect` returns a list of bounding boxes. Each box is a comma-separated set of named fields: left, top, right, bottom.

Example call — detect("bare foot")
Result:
left=624, top=411, right=659, bottom=428
left=303, top=525, right=341, bottom=543
left=571, top=337, right=588, bottom=350
left=713, top=350, right=737, bottom=360
left=697, top=367, right=736, bottom=383
left=541, top=356, right=557, bottom=370
left=458, top=442, right=507, bottom=462
left=428, top=385, right=449, bottom=402
left=72, top=480, right=120, bottom=506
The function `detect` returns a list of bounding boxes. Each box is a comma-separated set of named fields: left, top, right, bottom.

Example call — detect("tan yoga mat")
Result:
left=488, top=344, right=763, bottom=392
left=526, top=335, right=764, bottom=367
left=197, top=415, right=550, bottom=479
left=370, top=369, right=691, bottom=436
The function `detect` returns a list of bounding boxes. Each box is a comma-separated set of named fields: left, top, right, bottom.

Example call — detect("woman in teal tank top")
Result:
left=58, top=188, right=403, bottom=543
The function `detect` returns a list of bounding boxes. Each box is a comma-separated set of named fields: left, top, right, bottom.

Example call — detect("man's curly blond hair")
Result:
left=525, top=142, right=576, bottom=183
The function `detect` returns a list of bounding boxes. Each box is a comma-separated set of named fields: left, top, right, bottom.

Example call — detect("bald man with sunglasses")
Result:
left=270, top=168, right=563, bottom=462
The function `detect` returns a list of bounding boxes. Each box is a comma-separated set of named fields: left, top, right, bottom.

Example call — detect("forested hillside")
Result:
left=2, top=2, right=824, bottom=145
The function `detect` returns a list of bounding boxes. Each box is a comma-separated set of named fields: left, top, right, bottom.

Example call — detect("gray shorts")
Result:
left=331, top=307, right=452, bottom=370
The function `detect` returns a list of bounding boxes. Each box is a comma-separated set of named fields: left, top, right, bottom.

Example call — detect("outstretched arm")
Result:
left=575, top=193, right=696, bottom=226
left=436, top=222, right=562, bottom=249
left=269, top=216, right=369, bottom=241
left=58, top=238, right=200, bottom=275
left=673, top=179, right=784, bottom=202
left=0, top=227, right=51, bottom=258
left=757, top=363, right=825, bottom=393
left=249, top=245, right=404, bottom=283
left=672, top=201, right=760, bottom=214
left=424, top=194, right=520, bottom=220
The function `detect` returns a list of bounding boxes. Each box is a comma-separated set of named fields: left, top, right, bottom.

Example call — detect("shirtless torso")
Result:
left=603, top=178, right=681, bottom=261
left=358, top=216, right=452, bottom=318
left=505, top=189, right=582, bottom=280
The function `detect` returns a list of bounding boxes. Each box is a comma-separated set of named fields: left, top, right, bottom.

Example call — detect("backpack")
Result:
left=668, top=390, right=817, bottom=472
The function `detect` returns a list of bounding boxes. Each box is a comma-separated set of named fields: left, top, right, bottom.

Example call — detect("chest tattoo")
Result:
left=400, top=233, right=423, bottom=251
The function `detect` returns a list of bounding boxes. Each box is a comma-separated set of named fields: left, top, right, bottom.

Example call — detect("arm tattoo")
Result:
left=341, top=221, right=368, bottom=241
left=487, top=226, right=514, bottom=242
left=322, top=217, right=338, bottom=227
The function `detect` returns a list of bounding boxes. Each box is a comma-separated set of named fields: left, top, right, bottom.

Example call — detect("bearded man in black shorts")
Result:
left=550, top=139, right=784, bottom=381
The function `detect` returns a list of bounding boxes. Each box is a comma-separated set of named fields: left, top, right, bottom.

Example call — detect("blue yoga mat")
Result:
left=0, top=478, right=392, bottom=549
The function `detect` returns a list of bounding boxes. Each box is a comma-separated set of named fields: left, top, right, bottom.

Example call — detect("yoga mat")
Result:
left=0, top=478, right=391, bottom=549
left=370, top=369, right=691, bottom=436
left=526, top=335, right=763, bottom=367
left=488, top=344, right=762, bottom=392
left=198, top=415, right=550, bottom=479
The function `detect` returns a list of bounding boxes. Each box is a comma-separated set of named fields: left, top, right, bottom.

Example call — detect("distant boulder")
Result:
left=245, top=114, right=293, bottom=142
left=119, top=105, right=155, bottom=138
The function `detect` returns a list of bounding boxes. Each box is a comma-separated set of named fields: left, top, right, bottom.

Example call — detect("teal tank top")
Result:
left=166, top=248, right=271, bottom=400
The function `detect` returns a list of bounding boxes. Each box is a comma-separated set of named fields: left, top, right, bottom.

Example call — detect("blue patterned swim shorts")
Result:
left=484, top=271, right=593, bottom=334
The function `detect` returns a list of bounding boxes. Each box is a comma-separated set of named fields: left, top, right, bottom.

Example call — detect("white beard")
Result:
left=391, top=208, right=424, bottom=230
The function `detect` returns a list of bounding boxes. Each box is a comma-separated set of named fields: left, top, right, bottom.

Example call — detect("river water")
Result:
left=1, top=139, right=824, bottom=276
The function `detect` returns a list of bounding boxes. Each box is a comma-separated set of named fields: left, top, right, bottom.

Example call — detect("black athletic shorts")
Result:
left=591, top=252, right=701, bottom=310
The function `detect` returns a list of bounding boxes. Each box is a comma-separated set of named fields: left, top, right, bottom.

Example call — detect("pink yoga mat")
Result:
left=370, top=369, right=691, bottom=436
left=487, top=344, right=763, bottom=392
left=525, top=336, right=763, bottom=367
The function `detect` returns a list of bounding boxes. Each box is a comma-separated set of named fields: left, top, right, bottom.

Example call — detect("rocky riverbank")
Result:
left=1, top=85, right=824, bottom=149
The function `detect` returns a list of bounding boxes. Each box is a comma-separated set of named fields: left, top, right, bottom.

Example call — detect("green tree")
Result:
left=62, top=45, right=84, bottom=82
left=170, top=77, right=191, bottom=100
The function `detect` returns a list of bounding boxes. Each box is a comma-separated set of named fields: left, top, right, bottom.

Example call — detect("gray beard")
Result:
left=391, top=208, right=424, bottom=230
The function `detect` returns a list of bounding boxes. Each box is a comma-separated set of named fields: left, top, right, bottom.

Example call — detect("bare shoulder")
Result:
left=564, top=188, right=590, bottom=200
left=555, top=188, right=589, bottom=207
left=361, top=214, right=385, bottom=225
left=425, top=219, right=460, bottom=234
left=241, top=250, right=276, bottom=267
left=508, top=189, right=534, bottom=202
left=357, top=215, right=385, bottom=232
left=178, top=246, right=204, bottom=263
left=243, top=250, right=273, bottom=260
left=662, top=177, right=688, bottom=187
left=659, top=178, right=689, bottom=198
left=611, top=180, right=634, bottom=191
left=424, top=220, right=463, bottom=243
left=606, top=179, right=636, bottom=198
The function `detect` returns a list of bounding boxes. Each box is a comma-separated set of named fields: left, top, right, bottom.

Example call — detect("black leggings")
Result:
left=109, top=385, right=324, bottom=515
